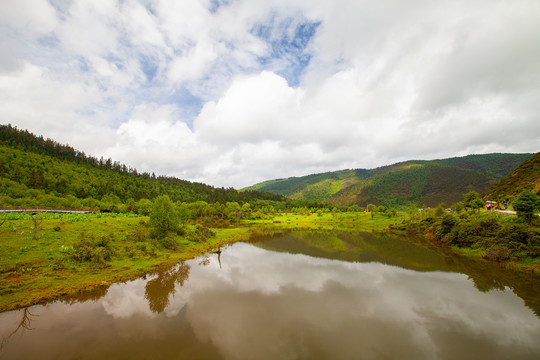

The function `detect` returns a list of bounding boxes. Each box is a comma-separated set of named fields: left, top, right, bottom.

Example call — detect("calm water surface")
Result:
left=1, top=229, right=539, bottom=359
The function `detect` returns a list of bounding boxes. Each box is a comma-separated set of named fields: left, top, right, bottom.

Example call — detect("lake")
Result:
left=1, top=228, right=539, bottom=359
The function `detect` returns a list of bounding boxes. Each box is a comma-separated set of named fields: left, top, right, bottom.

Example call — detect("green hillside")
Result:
left=483, top=152, right=540, bottom=201
left=0, top=124, right=284, bottom=211
left=330, top=163, right=497, bottom=208
left=3, top=124, right=533, bottom=211
left=245, top=154, right=533, bottom=208
left=246, top=169, right=368, bottom=198
left=433, top=153, right=531, bottom=179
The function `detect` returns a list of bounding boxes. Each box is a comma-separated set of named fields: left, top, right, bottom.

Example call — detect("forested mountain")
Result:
left=0, top=124, right=285, bottom=211
left=483, top=152, right=540, bottom=201
left=1, top=124, right=534, bottom=211
left=245, top=154, right=533, bottom=208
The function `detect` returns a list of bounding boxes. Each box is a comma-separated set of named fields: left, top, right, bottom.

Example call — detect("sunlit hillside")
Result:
left=245, top=154, right=533, bottom=208
left=483, top=152, right=540, bottom=201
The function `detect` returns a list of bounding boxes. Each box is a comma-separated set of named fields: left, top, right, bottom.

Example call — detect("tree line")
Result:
left=0, top=125, right=351, bottom=214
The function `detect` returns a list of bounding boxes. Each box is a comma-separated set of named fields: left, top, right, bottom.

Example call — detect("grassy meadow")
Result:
left=2, top=207, right=537, bottom=312
left=0, top=210, right=397, bottom=312
left=0, top=212, right=252, bottom=312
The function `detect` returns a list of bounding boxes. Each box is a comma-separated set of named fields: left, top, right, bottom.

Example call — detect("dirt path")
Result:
left=495, top=210, right=517, bottom=215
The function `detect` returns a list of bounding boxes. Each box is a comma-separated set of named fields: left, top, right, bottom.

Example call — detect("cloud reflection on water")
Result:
left=101, top=242, right=540, bottom=359
left=1, top=241, right=539, bottom=360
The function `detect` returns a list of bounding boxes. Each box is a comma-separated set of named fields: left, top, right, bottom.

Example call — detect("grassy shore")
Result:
left=389, top=209, right=540, bottom=273
left=0, top=212, right=253, bottom=312
left=254, top=212, right=400, bottom=231
left=3, top=209, right=538, bottom=312
left=1, top=211, right=398, bottom=312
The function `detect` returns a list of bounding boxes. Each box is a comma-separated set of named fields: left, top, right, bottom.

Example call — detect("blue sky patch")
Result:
left=252, top=17, right=320, bottom=87
left=37, top=34, right=60, bottom=48
left=139, top=55, right=159, bottom=82
left=166, top=88, right=204, bottom=128
left=209, top=0, right=232, bottom=14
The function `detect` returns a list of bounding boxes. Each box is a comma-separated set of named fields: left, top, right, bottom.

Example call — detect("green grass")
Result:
left=253, top=212, right=401, bottom=232
left=514, top=257, right=540, bottom=273
left=451, top=246, right=540, bottom=274
left=0, top=211, right=401, bottom=312
left=0, top=212, right=251, bottom=312
left=450, top=246, right=486, bottom=258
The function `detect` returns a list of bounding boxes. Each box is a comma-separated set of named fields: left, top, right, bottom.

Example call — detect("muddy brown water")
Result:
left=1, top=229, right=539, bottom=359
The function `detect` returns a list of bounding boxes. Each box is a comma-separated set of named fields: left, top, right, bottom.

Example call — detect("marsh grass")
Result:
left=257, top=212, right=399, bottom=231
left=1, top=210, right=403, bottom=312
left=0, top=212, right=250, bottom=312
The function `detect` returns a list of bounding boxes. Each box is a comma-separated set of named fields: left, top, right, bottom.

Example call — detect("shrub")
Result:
left=70, top=235, right=112, bottom=267
left=186, top=225, right=216, bottom=243
left=513, top=190, right=540, bottom=225
left=150, top=195, right=179, bottom=238
left=497, top=224, right=540, bottom=257
left=125, top=242, right=157, bottom=258
left=444, top=217, right=475, bottom=246
left=498, top=223, right=530, bottom=246
left=476, top=213, right=501, bottom=237
left=434, top=213, right=457, bottom=239
left=156, top=235, right=178, bottom=250
left=434, top=204, right=445, bottom=217
left=127, top=229, right=146, bottom=242
left=484, top=246, right=509, bottom=262
left=92, top=247, right=111, bottom=265
left=464, top=191, right=484, bottom=212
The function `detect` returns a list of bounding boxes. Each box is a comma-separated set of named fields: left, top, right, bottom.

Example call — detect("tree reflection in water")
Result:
left=199, top=256, right=210, bottom=266
left=0, top=308, right=38, bottom=353
left=144, top=263, right=191, bottom=314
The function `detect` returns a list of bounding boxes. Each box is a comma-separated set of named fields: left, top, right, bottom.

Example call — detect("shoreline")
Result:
left=2, top=211, right=536, bottom=313
left=0, top=212, right=395, bottom=312
left=0, top=214, right=252, bottom=313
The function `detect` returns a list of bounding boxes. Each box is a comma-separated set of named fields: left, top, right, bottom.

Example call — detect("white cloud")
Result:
left=106, top=103, right=211, bottom=176
left=168, top=41, right=219, bottom=84
left=0, top=0, right=57, bottom=34
left=57, top=0, right=121, bottom=58
left=0, top=0, right=539, bottom=188
left=121, top=0, right=168, bottom=50
left=195, top=71, right=301, bottom=144
left=0, top=61, right=116, bottom=151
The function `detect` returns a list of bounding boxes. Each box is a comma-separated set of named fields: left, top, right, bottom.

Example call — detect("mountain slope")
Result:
left=483, top=152, right=540, bottom=201
left=0, top=124, right=284, bottom=210
left=245, top=153, right=533, bottom=208
left=247, top=169, right=368, bottom=198
left=329, top=163, right=496, bottom=208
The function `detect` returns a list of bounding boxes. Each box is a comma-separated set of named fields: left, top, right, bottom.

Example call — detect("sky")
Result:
left=1, top=0, right=539, bottom=188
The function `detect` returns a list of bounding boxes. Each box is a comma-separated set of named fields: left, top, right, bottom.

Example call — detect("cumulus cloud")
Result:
left=0, top=0, right=57, bottom=34
left=0, top=0, right=539, bottom=187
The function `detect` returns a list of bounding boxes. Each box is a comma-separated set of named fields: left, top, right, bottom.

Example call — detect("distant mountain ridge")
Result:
left=244, top=153, right=534, bottom=208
